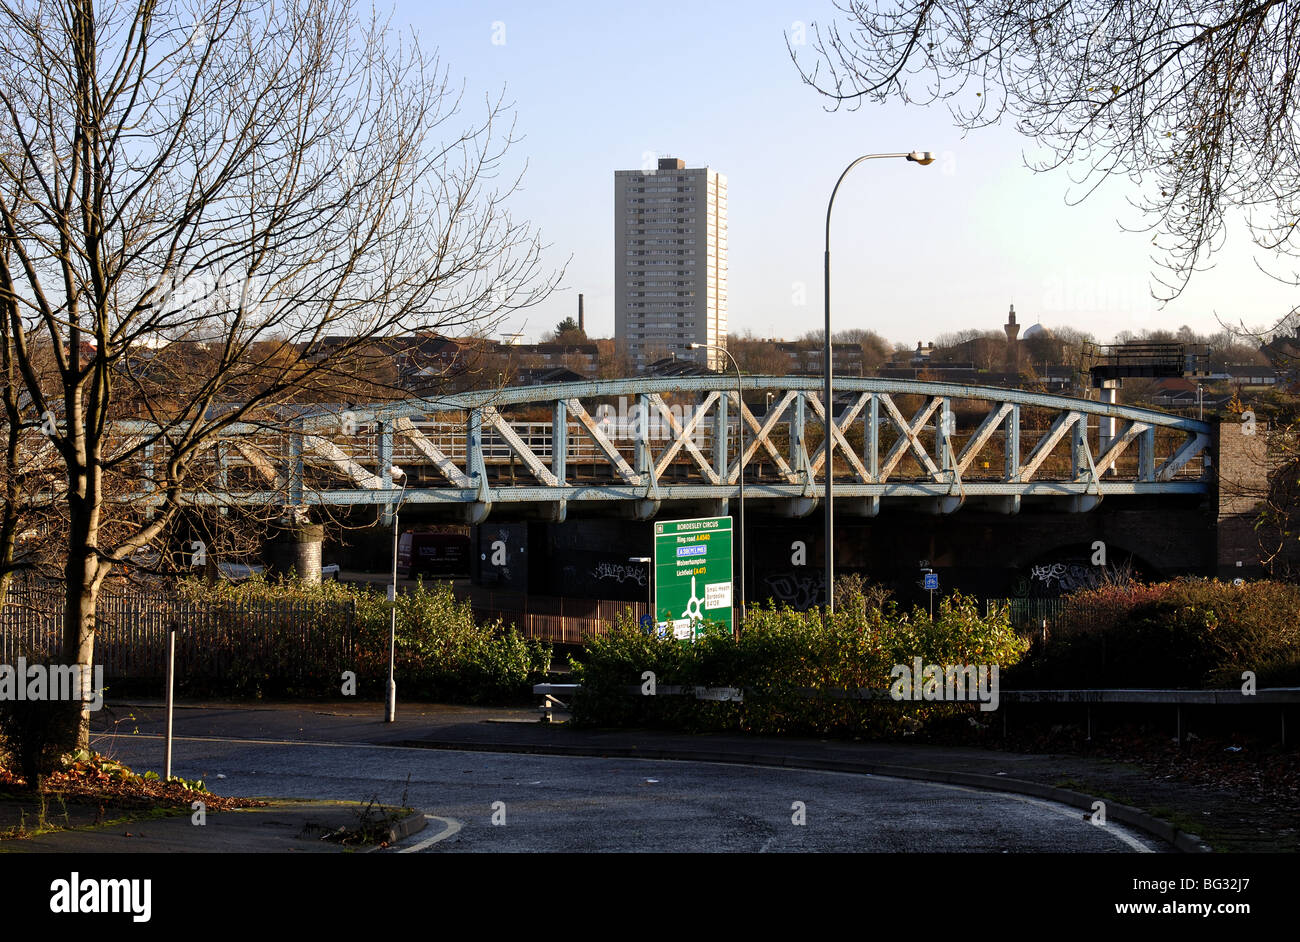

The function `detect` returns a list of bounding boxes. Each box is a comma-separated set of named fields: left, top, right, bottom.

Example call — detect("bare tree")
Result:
left=729, top=332, right=792, bottom=375
left=0, top=312, right=64, bottom=596
left=828, top=327, right=893, bottom=370
left=594, top=338, right=635, bottom=379
left=0, top=0, right=557, bottom=750
left=792, top=1, right=1300, bottom=318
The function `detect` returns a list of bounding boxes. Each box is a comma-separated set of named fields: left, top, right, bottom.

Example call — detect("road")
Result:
left=92, top=728, right=1165, bottom=853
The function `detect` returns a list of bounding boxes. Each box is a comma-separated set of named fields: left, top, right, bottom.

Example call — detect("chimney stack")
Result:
left=578, top=293, right=584, bottom=333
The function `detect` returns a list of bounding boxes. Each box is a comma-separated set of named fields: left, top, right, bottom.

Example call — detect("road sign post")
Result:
left=922, top=570, right=938, bottom=620
left=653, top=516, right=733, bottom=640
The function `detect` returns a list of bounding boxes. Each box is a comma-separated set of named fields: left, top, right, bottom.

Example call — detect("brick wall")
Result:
left=1215, top=419, right=1282, bottom=578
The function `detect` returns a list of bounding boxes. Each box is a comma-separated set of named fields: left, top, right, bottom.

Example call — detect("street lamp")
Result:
left=385, top=464, right=408, bottom=723
left=823, top=150, right=934, bottom=613
left=629, top=556, right=652, bottom=626
left=690, top=342, right=746, bottom=625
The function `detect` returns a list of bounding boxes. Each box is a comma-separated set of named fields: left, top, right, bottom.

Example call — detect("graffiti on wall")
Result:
left=1020, top=556, right=1138, bottom=597
left=591, top=561, right=648, bottom=586
left=763, top=571, right=825, bottom=611
left=1029, top=562, right=1102, bottom=593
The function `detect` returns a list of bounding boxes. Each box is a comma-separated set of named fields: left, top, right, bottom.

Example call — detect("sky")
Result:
left=390, top=0, right=1300, bottom=348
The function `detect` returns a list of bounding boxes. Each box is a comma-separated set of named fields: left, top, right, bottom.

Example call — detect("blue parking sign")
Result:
left=923, top=573, right=938, bottom=591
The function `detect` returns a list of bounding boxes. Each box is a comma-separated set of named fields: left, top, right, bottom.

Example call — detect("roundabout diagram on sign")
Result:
left=681, top=575, right=705, bottom=623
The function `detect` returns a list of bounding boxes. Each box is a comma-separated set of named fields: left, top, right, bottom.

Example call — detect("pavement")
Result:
left=0, top=697, right=1279, bottom=853
left=5, top=798, right=426, bottom=853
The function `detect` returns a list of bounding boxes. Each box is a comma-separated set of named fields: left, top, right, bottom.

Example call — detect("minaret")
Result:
left=1004, top=303, right=1020, bottom=373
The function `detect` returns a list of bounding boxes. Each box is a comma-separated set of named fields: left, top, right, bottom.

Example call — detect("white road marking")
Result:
left=915, top=781, right=1155, bottom=853
left=397, top=814, right=462, bottom=853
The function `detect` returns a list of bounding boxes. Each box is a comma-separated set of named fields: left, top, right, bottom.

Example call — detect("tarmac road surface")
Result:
left=94, top=730, right=1165, bottom=853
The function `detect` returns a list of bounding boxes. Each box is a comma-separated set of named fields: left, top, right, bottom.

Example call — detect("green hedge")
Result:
left=174, top=576, right=551, bottom=702
left=1007, top=578, right=1300, bottom=689
left=569, top=581, right=1028, bottom=737
left=351, top=579, right=551, bottom=703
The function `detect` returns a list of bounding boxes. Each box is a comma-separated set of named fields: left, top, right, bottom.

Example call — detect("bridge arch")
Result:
left=179, top=375, right=1213, bottom=523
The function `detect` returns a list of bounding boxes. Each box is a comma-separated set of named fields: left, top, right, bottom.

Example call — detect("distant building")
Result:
left=614, top=157, right=727, bottom=370
left=1221, top=365, right=1280, bottom=387
left=1004, top=304, right=1020, bottom=372
left=768, top=341, right=864, bottom=376
left=643, top=355, right=716, bottom=379
left=1043, top=364, right=1075, bottom=391
left=307, top=333, right=488, bottom=381
left=514, top=365, right=588, bottom=386
left=507, top=342, right=600, bottom=376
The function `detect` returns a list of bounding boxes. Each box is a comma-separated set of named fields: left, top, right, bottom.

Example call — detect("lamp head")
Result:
left=906, top=151, right=936, bottom=165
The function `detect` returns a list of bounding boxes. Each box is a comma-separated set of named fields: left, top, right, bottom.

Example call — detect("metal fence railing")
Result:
left=1, top=581, right=359, bottom=684
left=986, top=597, right=1071, bottom=632
left=1, top=580, right=634, bottom=685
left=471, top=590, right=640, bottom=644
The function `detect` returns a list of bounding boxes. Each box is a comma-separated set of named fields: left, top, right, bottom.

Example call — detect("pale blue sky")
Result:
left=393, top=0, right=1299, bottom=347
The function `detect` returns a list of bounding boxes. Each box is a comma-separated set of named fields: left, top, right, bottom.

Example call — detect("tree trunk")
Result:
left=0, top=506, right=16, bottom=603
left=58, top=480, right=100, bottom=754
left=0, top=443, right=18, bottom=600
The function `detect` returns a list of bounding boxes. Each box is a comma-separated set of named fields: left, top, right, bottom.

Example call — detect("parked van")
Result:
left=397, top=530, right=470, bottom=578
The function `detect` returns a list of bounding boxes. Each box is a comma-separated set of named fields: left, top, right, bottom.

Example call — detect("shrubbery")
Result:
left=569, top=579, right=1028, bottom=737
left=172, top=574, right=359, bottom=697
left=0, top=697, right=70, bottom=785
left=172, top=575, right=550, bottom=702
left=0, top=632, right=72, bottom=784
left=1007, top=578, right=1300, bottom=688
left=350, top=578, right=551, bottom=703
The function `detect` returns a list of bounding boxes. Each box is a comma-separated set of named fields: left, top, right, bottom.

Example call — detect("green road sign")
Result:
left=653, top=516, right=733, bottom=640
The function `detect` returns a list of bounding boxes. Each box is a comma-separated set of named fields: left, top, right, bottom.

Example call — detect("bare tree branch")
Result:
left=0, top=0, right=558, bottom=751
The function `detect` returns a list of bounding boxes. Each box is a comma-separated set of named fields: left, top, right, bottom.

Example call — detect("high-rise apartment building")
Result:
left=614, top=157, right=727, bottom=370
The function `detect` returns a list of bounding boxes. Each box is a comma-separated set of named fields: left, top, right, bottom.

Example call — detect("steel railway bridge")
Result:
left=157, top=375, right=1212, bottom=523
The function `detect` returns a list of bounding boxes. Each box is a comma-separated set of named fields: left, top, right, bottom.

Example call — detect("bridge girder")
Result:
left=111, top=376, right=1211, bottom=522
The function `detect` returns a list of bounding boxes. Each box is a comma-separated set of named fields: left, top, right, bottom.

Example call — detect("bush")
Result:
left=0, top=697, right=70, bottom=786
left=174, top=575, right=550, bottom=702
left=0, top=636, right=70, bottom=786
left=569, top=580, right=1028, bottom=737
left=1008, top=578, right=1300, bottom=688
left=172, top=574, right=364, bottom=697
left=353, top=579, right=551, bottom=703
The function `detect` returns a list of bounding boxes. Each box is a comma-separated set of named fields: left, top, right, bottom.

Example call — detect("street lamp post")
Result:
left=690, top=343, right=746, bottom=625
left=823, top=151, right=935, bottom=613
left=385, top=464, right=408, bottom=723
left=629, top=556, right=652, bottom=626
